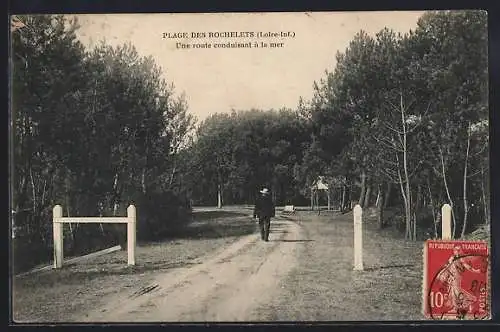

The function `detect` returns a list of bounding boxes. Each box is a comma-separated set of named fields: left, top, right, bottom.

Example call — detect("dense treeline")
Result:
left=184, top=109, right=312, bottom=206
left=11, top=15, right=195, bottom=272
left=179, top=10, right=489, bottom=241
left=302, top=10, right=489, bottom=240
left=11, top=11, right=489, bottom=272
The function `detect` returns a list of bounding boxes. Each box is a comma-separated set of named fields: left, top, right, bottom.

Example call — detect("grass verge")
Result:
left=257, top=210, right=424, bottom=321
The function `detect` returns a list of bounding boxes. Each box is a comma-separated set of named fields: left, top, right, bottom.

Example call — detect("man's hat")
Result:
left=260, top=188, right=269, bottom=194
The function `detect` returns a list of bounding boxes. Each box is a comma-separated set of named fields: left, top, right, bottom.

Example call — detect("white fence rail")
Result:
left=52, top=205, right=136, bottom=269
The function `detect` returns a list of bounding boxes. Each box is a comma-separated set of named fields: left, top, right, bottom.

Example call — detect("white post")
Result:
left=353, top=204, right=364, bottom=271
left=127, top=205, right=136, bottom=266
left=327, top=191, right=331, bottom=211
left=53, top=205, right=63, bottom=269
left=441, top=204, right=452, bottom=240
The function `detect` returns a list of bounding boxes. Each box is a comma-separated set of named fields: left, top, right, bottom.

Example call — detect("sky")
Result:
left=73, top=11, right=426, bottom=122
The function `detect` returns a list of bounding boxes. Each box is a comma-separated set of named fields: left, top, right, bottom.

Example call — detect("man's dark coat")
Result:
left=253, top=194, right=275, bottom=219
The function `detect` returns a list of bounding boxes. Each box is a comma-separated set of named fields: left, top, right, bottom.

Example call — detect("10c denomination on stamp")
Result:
left=422, top=240, right=489, bottom=320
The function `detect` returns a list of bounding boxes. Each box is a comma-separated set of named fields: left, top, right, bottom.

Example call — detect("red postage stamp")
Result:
left=422, top=240, right=490, bottom=320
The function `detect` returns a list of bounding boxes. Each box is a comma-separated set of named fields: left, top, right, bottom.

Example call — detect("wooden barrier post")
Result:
left=353, top=204, right=364, bottom=271
left=127, top=205, right=136, bottom=266
left=52, top=204, right=136, bottom=269
left=441, top=204, right=452, bottom=240
left=53, top=205, right=63, bottom=268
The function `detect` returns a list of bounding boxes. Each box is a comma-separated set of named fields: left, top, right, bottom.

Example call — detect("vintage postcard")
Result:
left=10, top=11, right=489, bottom=323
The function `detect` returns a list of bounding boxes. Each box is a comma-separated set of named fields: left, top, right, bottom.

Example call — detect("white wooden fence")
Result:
left=52, top=204, right=136, bottom=268
left=353, top=203, right=453, bottom=271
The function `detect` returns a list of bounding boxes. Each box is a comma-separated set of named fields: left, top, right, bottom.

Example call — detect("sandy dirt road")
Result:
left=83, top=216, right=303, bottom=322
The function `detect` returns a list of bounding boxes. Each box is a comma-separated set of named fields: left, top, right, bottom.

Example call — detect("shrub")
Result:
left=134, top=189, right=192, bottom=241
left=466, top=224, right=490, bottom=241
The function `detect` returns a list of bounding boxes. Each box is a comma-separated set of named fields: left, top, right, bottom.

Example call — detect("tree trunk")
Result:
left=481, top=166, right=489, bottom=224
left=427, top=179, right=438, bottom=239
left=461, top=123, right=471, bottom=239
left=65, top=183, right=76, bottom=244
left=396, top=168, right=408, bottom=238
left=402, top=130, right=411, bottom=238
left=439, top=147, right=456, bottom=238
left=384, top=182, right=392, bottom=208
left=169, top=164, right=177, bottom=188
left=41, top=178, right=47, bottom=211
left=310, top=188, right=314, bottom=211
left=30, top=167, right=36, bottom=221
left=412, top=210, right=417, bottom=241
left=217, top=183, right=222, bottom=209
left=358, top=171, right=367, bottom=207
left=375, top=187, right=381, bottom=207
left=341, top=185, right=346, bottom=212
left=396, top=152, right=411, bottom=240
left=142, top=133, right=150, bottom=195
left=405, top=202, right=411, bottom=240
left=316, top=190, right=320, bottom=215
left=327, top=190, right=331, bottom=211
left=364, top=183, right=372, bottom=208
left=315, top=190, right=318, bottom=211
left=413, top=185, right=422, bottom=241
left=376, top=184, right=384, bottom=229
left=113, top=172, right=120, bottom=216
left=141, top=169, right=146, bottom=195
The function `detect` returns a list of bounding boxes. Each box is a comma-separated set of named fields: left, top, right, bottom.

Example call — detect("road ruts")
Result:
left=83, top=217, right=302, bottom=322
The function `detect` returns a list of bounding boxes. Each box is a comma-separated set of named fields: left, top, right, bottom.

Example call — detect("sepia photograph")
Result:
left=9, top=10, right=490, bottom=323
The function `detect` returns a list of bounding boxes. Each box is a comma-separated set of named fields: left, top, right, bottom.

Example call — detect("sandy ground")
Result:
left=83, top=217, right=302, bottom=322
left=12, top=207, right=429, bottom=323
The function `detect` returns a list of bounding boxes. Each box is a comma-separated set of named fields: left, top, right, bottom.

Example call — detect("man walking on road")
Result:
left=253, top=188, right=275, bottom=242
